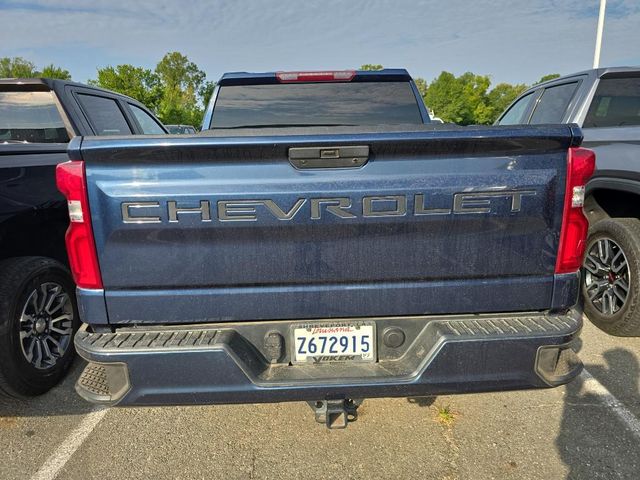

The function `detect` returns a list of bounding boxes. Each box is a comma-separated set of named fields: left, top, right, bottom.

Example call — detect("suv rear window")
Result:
left=0, top=91, right=69, bottom=143
left=167, top=125, right=196, bottom=134
left=584, top=77, right=640, bottom=128
left=210, top=82, right=423, bottom=128
left=529, top=82, right=579, bottom=124
left=129, top=104, right=165, bottom=134
left=498, top=91, right=536, bottom=125
left=77, top=94, right=132, bottom=136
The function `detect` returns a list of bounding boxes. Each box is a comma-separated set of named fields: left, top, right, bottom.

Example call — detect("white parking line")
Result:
left=580, top=369, right=640, bottom=440
left=29, top=407, right=108, bottom=480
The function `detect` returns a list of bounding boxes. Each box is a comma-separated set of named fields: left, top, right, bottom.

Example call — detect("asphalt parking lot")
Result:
left=1, top=318, right=639, bottom=480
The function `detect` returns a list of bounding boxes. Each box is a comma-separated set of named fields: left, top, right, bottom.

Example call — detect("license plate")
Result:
left=292, top=323, right=375, bottom=363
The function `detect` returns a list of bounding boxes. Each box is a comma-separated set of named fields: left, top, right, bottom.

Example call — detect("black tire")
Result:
left=0, top=257, right=79, bottom=398
left=582, top=218, right=640, bottom=336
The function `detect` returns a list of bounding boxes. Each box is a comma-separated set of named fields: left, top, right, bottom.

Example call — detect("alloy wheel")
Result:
left=583, top=238, right=630, bottom=316
left=18, top=282, right=74, bottom=370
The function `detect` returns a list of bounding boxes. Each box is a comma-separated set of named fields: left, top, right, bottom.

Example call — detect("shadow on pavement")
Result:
left=557, top=347, right=640, bottom=479
left=406, top=396, right=436, bottom=407
left=0, top=358, right=95, bottom=418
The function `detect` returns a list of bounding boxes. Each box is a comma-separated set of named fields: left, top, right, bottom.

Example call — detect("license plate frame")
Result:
left=291, top=321, right=376, bottom=364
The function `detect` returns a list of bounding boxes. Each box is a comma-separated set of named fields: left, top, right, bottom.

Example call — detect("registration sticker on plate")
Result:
left=292, top=323, right=375, bottom=363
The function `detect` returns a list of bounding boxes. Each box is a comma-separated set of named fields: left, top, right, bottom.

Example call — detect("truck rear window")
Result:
left=210, top=82, right=423, bottom=128
left=0, top=91, right=69, bottom=143
left=584, top=77, right=640, bottom=128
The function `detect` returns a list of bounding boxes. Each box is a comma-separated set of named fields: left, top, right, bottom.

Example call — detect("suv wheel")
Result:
left=582, top=218, right=640, bottom=336
left=0, top=257, right=79, bottom=397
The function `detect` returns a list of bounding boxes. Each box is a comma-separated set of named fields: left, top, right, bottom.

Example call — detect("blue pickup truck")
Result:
left=58, top=69, right=594, bottom=428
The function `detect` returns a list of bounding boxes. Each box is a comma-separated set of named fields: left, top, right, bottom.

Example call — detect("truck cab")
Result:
left=202, top=69, right=432, bottom=130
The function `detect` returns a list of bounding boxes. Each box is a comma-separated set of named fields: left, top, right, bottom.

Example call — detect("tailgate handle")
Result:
left=288, top=146, right=369, bottom=169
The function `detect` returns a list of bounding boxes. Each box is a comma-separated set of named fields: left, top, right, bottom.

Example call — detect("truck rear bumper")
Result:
left=74, top=310, right=583, bottom=407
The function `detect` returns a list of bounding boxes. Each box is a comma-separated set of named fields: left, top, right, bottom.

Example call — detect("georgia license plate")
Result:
left=292, top=323, right=375, bottom=363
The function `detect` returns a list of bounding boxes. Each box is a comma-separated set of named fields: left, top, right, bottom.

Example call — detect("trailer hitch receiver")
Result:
left=308, top=398, right=363, bottom=429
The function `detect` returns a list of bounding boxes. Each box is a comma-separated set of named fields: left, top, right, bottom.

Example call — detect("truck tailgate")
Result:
left=77, top=125, right=579, bottom=324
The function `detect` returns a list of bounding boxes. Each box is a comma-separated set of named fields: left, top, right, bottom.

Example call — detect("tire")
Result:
left=582, top=218, right=640, bottom=336
left=0, top=257, right=79, bottom=398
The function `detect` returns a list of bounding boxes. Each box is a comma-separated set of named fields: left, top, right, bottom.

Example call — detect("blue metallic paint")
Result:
left=102, top=276, right=553, bottom=324
left=74, top=310, right=583, bottom=406
left=77, top=125, right=578, bottom=325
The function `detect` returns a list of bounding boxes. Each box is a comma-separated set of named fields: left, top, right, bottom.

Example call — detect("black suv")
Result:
left=497, top=67, right=640, bottom=336
left=0, top=78, right=166, bottom=397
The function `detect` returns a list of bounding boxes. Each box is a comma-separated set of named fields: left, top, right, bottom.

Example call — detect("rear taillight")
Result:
left=555, top=147, right=596, bottom=274
left=276, top=70, right=356, bottom=83
left=56, top=161, right=103, bottom=289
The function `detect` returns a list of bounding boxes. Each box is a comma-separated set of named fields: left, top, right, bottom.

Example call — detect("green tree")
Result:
left=1, top=57, right=38, bottom=78
left=485, top=82, right=527, bottom=123
left=424, top=71, right=458, bottom=123
left=534, top=73, right=561, bottom=85
left=460, top=72, right=492, bottom=124
left=424, top=71, right=493, bottom=125
left=0, top=57, right=71, bottom=79
left=199, top=80, right=216, bottom=109
left=90, top=65, right=162, bottom=111
left=422, top=72, right=533, bottom=125
left=40, top=64, right=71, bottom=80
left=90, top=53, right=213, bottom=126
left=155, top=52, right=207, bottom=126
left=360, top=64, right=384, bottom=71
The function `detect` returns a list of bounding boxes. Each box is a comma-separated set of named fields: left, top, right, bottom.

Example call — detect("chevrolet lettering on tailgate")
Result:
left=121, top=190, right=536, bottom=223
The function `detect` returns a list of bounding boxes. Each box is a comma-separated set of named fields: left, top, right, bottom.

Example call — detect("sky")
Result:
left=1, top=0, right=639, bottom=87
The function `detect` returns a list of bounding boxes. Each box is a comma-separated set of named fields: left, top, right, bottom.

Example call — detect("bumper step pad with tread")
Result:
left=75, top=311, right=582, bottom=406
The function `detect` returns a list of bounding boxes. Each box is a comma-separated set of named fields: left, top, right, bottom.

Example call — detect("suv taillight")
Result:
left=555, top=147, right=596, bottom=274
left=55, top=161, right=103, bottom=289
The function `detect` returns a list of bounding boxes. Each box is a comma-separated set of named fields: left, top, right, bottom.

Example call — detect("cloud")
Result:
left=1, top=0, right=638, bottom=85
